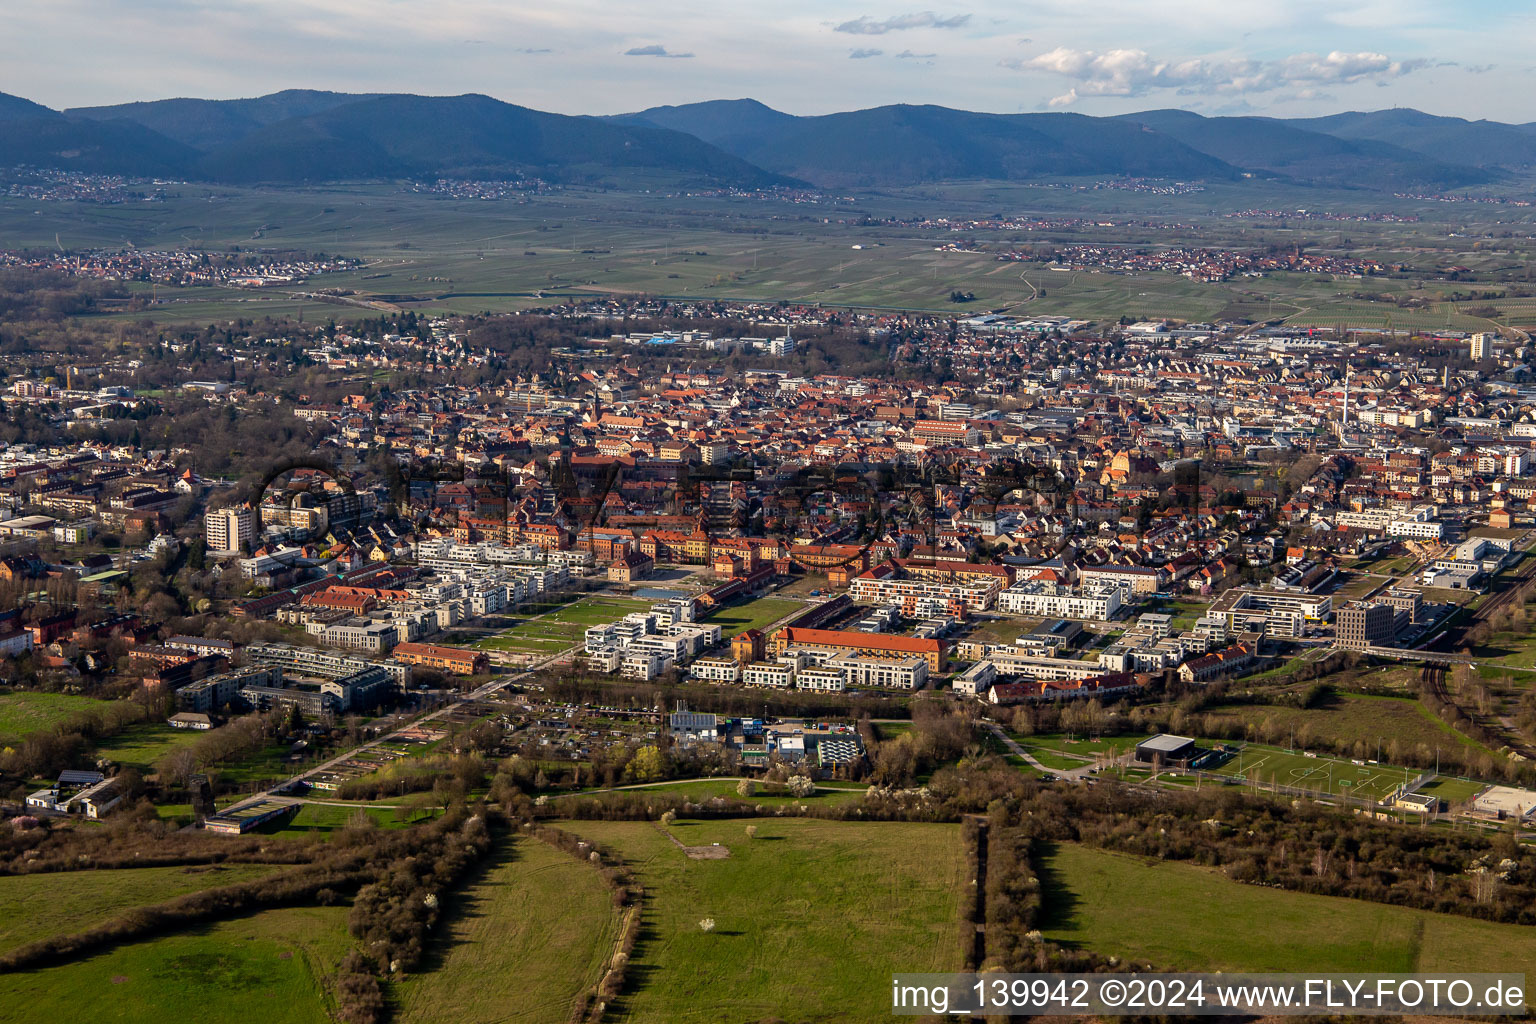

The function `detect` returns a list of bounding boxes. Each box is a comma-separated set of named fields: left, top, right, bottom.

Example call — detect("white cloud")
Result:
left=849, top=47, right=884, bottom=58
left=1014, top=46, right=1432, bottom=103
left=835, top=11, right=970, bottom=35
left=895, top=49, right=936, bottom=59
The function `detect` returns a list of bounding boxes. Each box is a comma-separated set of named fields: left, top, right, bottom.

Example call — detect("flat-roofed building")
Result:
left=1337, top=603, right=1396, bottom=650
left=391, top=641, right=488, bottom=676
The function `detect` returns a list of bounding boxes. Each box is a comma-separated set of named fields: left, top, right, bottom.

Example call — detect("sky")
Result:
left=5, top=0, right=1532, bottom=121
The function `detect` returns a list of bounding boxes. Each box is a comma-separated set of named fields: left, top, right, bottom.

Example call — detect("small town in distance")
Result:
left=8, top=14, right=1536, bottom=1020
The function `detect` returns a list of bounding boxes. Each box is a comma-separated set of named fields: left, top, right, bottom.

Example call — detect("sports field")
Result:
left=0, top=863, right=287, bottom=954
left=701, top=596, right=803, bottom=637
left=1209, top=743, right=1417, bottom=802
left=1041, top=843, right=1536, bottom=974
left=561, top=817, right=965, bottom=1023
left=471, top=595, right=653, bottom=655
left=0, top=904, right=351, bottom=1023
left=394, top=837, right=620, bottom=1024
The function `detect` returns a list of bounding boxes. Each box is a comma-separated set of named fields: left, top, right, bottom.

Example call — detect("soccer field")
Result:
left=1210, top=745, right=1419, bottom=802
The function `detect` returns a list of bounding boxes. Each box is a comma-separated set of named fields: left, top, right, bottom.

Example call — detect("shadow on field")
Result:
left=412, top=828, right=521, bottom=977
left=1032, top=842, right=1083, bottom=947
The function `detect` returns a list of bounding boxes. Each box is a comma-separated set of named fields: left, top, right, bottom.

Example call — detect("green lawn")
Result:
left=1006, top=739, right=1090, bottom=771
left=0, top=904, right=352, bottom=1023
left=93, top=722, right=205, bottom=771
left=701, top=597, right=802, bottom=638
left=394, top=837, right=619, bottom=1024
left=471, top=596, right=654, bottom=653
left=0, top=691, right=115, bottom=744
left=561, top=817, right=965, bottom=1023
left=0, top=863, right=287, bottom=954
left=261, top=801, right=437, bottom=835
left=1041, top=843, right=1536, bottom=974
left=1198, top=692, right=1497, bottom=768
left=1416, top=776, right=1488, bottom=803
left=1017, top=732, right=1148, bottom=758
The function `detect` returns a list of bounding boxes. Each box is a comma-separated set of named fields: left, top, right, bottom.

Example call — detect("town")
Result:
left=8, top=38, right=1536, bottom=1021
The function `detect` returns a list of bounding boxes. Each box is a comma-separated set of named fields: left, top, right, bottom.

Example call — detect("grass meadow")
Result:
left=1040, top=843, right=1536, bottom=973
left=0, top=904, right=352, bottom=1023
left=0, top=863, right=288, bottom=954
left=0, top=691, right=115, bottom=744
left=394, top=837, right=619, bottom=1024
left=700, top=596, right=803, bottom=637
left=560, top=817, right=965, bottom=1023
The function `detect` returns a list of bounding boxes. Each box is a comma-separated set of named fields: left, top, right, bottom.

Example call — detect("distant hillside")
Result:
left=0, top=116, right=196, bottom=176
left=0, top=90, right=59, bottom=123
left=1112, top=109, right=1490, bottom=189
left=68, top=89, right=379, bottom=150
left=191, top=93, right=792, bottom=185
left=1283, top=108, right=1536, bottom=173
left=613, top=98, right=799, bottom=153
left=3, top=87, right=1532, bottom=191
left=620, top=102, right=1238, bottom=186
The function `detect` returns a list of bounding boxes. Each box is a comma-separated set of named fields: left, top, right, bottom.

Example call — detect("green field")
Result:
left=262, top=801, right=434, bottom=835
left=561, top=817, right=965, bottom=1023
left=395, top=837, right=619, bottom=1024
left=1197, top=693, right=1498, bottom=769
left=701, top=597, right=802, bottom=638
left=1004, top=731, right=1155, bottom=772
left=1416, top=776, right=1488, bottom=803
left=0, top=691, right=115, bottom=744
left=9, top=176, right=1536, bottom=330
left=93, top=721, right=205, bottom=770
left=0, top=904, right=352, bottom=1023
left=472, top=596, right=654, bottom=655
left=1209, top=743, right=1418, bottom=801
left=0, top=863, right=287, bottom=954
left=1041, top=843, right=1536, bottom=973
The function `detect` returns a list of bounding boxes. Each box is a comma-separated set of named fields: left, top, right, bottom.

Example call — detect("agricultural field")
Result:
left=10, top=176, right=1525, bottom=330
left=1040, top=843, right=1536, bottom=973
left=470, top=596, right=653, bottom=655
left=0, top=863, right=287, bottom=954
left=0, top=904, right=352, bottom=1024
left=0, top=691, right=115, bottom=744
left=701, top=596, right=803, bottom=637
left=394, top=837, right=620, bottom=1024
left=561, top=817, right=965, bottom=1023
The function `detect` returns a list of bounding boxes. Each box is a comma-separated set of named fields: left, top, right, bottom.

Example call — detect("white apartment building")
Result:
left=996, top=581, right=1126, bottom=620
left=690, top=657, right=740, bottom=683
left=743, top=663, right=795, bottom=688
left=204, top=506, right=254, bottom=554
left=827, top=654, right=929, bottom=690
left=795, top=667, right=846, bottom=692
